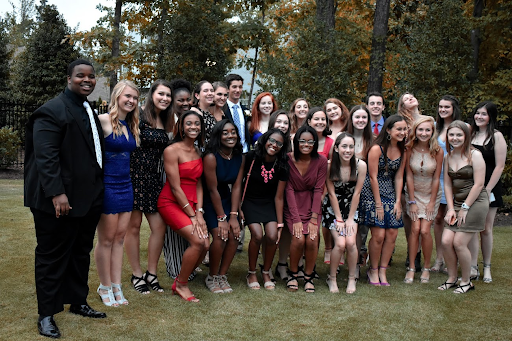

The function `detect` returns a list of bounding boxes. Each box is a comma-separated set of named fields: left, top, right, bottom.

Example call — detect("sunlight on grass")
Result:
left=1, top=179, right=511, bottom=340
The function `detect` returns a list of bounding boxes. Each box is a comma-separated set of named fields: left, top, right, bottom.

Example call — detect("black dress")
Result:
left=472, top=139, right=503, bottom=207
left=130, top=120, right=169, bottom=213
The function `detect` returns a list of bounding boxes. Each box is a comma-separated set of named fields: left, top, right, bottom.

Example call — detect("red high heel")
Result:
left=172, top=278, right=199, bottom=302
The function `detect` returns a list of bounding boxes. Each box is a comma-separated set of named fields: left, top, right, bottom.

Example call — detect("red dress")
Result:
left=319, top=136, right=334, bottom=160
left=158, top=158, right=203, bottom=230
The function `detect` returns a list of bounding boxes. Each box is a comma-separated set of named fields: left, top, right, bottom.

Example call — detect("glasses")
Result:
left=268, top=137, right=283, bottom=148
left=298, top=139, right=315, bottom=146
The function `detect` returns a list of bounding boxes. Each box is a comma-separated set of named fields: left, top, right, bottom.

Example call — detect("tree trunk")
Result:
left=469, top=0, right=484, bottom=81
left=109, top=0, right=122, bottom=96
left=249, top=3, right=266, bottom=105
left=155, top=1, right=170, bottom=79
left=367, top=0, right=390, bottom=95
left=315, top=0, right=335, bottom=84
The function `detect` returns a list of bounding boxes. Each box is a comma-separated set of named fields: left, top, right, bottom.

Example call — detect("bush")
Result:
left=0, top=126, right=21, bottom=168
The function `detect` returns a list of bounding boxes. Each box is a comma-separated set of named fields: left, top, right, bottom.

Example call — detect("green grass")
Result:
left=1, top=179, right=512, bottom=340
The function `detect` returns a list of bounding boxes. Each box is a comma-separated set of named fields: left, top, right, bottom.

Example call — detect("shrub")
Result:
left=0, top=126, right=21, bottom=168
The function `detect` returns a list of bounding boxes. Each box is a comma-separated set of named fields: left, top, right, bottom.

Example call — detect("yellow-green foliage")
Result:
left=0, top=126, right=21, bottom=167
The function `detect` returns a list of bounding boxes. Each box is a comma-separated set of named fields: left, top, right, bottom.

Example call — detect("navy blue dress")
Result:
left=103, top=120, right=137, bottom=214
left=203, top=152, right=243, bottom=230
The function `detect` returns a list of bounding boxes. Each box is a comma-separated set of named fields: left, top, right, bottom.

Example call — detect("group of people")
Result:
left=24, top=59, right=506, bottom=339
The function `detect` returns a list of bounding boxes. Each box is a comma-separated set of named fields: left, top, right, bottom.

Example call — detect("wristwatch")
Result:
left=196, top=208, right=205, bottom=214
left=461, top=203, right=470, bottom=210
left=217, top=215, right=227, bottom=222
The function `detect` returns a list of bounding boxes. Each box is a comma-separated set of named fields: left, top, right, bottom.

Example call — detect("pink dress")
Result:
left=284, top=154, right=328, bottom=234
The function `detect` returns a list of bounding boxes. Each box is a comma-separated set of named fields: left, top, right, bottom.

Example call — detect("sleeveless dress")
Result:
left=319, top=136, right=334, bottom=159
left=472, top=139, right=503, bottom=207
left=284, top=154, right=328, bottom=234
left=438, top=136, right=448, bottom=205
left=322, top=160, right=360, bottom=230
left=359, top=146, right=403, bottom=228
left=445, top=164, right=489, bottom=232
left=103, top=120, right=137, bottom=214
left=203, top=152, right=243, bottom=230
left=405, top=150, right=442, bottom=218
left=251, top=130, right=263, bottom=146
left=130, top=120, right=169, bottom=213
left=157, top=158, right=203, bottom=231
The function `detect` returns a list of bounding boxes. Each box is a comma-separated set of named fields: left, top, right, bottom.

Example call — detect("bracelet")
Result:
left=408, top=200, right=416, bottom=205
left=183, top=203, right=190, bottom=209
left=310, top=221, right=318, bottom=225
left=277, top=223, right=284, bottom=228
left=189, top=215, right=196, bottom=219
left=230, top=211, right=239, bottom=216
left=335, top=219, right=344, bottom=224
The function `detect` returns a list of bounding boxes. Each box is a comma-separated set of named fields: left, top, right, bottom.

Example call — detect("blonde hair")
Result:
left=446, top=120, right=472, bottom=162
left=108, top=80, right=140, bottom=146
left=406, top=116, right=439, bottom=158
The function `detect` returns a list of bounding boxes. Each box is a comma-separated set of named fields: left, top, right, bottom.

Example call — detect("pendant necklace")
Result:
left=219, top=149, right=233, bottom=160
left=261, top=159, right=277, bottom=183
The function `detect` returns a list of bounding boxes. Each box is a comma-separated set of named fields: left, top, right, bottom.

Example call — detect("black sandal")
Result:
left=286, top=270, right=299, bottom=292
left=437, top=280, right=458, bottom=291
left=144, top=271, right=164, bottom=292
left=131, top=274, right=150, bottom=294
left=304, top=272, right=315, bottom=293
left=274, top=262, right=289, bottom=281
left=453, top=282, right=475, bottom=294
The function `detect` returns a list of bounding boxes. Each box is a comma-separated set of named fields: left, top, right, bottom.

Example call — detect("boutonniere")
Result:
left=244, top=109, right=251, bottom=117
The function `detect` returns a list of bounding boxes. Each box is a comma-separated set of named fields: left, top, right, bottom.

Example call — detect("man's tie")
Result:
left=373, top=122, right=379, bottom=135
left=232, top=104, right=245, bottom=146
left=83, top=101, right=103, bottom=168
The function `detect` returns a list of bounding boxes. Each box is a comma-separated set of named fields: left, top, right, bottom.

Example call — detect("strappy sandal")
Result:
left=453, top=282, right=475, bottom=294
left=246, top=270, right=260, bottom=290
left=403, top=267, right=416, bottom=284
left=131, top=274, right=150, bottom=294
left=431, top=259, right=444, bottom=272
left=483, top=263, right=492, bottom=283
left=297, top=265, right=304, bottom=280
left=144, top=270, right=164, bottom=292
left=304, top=272, right=315, bottom=293
left=260, top=264, right=275, bottom=283
left=367, top=267, right=380, bottom=286
left=261, top=270, right=276, bottom=290
left=111, top=283, right=129, bottom=305
left=379, top=266, right=390, bottom=286
left=274, top=262, right=289, bottom=281
left=420, top=268, right=431, bottom=283
left=172, top=278, right=199, bottom=302
left=346, top=275, right=357, bottom=294
left=286, top=270, right=299, bottom=292
left=326, top=274, right=339, bottom=293
left=97, top=284, right=118, bottom=307
left=438, top=279, right=458, bottom=291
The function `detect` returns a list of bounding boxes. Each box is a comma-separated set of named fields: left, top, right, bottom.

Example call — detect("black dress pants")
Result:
left=32, top=207, right=101, bottom=316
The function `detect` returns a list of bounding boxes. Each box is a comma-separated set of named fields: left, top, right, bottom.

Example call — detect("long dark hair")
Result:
left=269, top=110, right=291, bottom=145
left=205, top=119, right=242, bottom=156
left=436, top=95, right=461, bottom=135
left=347, top=104, right=373, bottom=160
left=304, top=107, right=332, bottom=136
left=143, top=79, right=172, bottom=129
left=171, top=110, right=205, bottom=149
left=373, top=115, right=406, bottom=172
left=330, top=132, right=357, bottom=182
left=293, top=126, right=319, bottom=161
left=254, top=128, right=289, bottom=173
left=470, top=101, right=498, bottom=150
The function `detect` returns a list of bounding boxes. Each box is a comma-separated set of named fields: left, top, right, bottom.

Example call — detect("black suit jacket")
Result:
left=223, top=102, right=251, bottom=149
left=24, top=88, right=104, bottom=217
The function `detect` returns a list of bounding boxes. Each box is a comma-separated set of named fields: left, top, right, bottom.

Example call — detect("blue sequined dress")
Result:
left=103, top=120, right=137, bottom=214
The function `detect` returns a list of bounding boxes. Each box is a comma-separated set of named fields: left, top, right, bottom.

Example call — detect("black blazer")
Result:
left=223, top=102, right=251, bottom=149
left=24, top=89, right=104, bottom=217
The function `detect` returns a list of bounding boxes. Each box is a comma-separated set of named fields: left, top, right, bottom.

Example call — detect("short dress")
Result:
left=445, top=164, right=489, bottom=232
left=319, top=136, right=334, bottom=159
left=322, top=160, right=360, bottom=230
left=203, top=152, right=243, bottom=230
left=198, top=108, right=217, bottom=146
left=103, top=120, right=137, bottom=214
left=157, top=158, right=203, bottom=230
left=359, top=146, right=404, bottom=228
left=130, top=120, right=169, bottom=213
left=472, top=139, right=503, bottom=207
left=241, top=151, right=289, bottom=225
left=284, top=154, right=328, bottom=234
left=438, top=136, right=448, bottom=205
left=404, top=150, right=442, bottom=218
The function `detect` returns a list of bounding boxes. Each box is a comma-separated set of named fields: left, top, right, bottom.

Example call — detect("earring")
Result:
left=387, top=135, right=391, bottom=141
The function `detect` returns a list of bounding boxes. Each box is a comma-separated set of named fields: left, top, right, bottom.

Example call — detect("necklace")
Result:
left=219, top=149, right=232, bottom=160
left=261, top=159, right=277, bottom=183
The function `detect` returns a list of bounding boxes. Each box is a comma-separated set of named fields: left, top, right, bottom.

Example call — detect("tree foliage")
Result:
left=13, top=3, right=79, bottom=105
left=0, top=20, right=11, bottom=100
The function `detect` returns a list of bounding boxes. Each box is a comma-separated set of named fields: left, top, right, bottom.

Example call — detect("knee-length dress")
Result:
left=284, top=154, right=328, bottom=234
left=241, top=151, right=289, bottom=225
left=405, top=150, right=442, bottom=218
left=130, top=120, right=169, bottom=213
left=103, top=120, right=137, bottom=214
left=472, top=139, right=503, bottom=207
left=203, top=152, right=243, bottom=230
left=359, top=146, right=404, bottom=228
left=322, top=160, right=360, bottom=230
left=438, top=136, right=448, bottom=205
left=445, top=164, right=489, bottom=232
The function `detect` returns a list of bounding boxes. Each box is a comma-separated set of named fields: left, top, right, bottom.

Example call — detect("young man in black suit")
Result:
left=25, top=59, right=106, bottom=339
left=223, top=73, right=250, bottom=153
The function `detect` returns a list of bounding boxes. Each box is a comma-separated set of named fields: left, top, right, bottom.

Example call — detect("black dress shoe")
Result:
left=69, top=304, right=107, bottom=318
left=38, top=315, right=61, bottom=338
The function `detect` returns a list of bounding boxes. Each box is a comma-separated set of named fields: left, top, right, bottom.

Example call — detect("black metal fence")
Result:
left=0, top=100, right=108, bottom=168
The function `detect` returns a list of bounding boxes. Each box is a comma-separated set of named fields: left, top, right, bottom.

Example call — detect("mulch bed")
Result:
left=3, top=167, right=512, bottom=226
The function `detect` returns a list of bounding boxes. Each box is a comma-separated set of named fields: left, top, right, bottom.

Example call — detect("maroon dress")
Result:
left=284, top=153, right=328, bottom=234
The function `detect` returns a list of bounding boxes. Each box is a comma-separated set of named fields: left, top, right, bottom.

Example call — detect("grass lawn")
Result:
left=1, top=179, right=512, bottom=340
